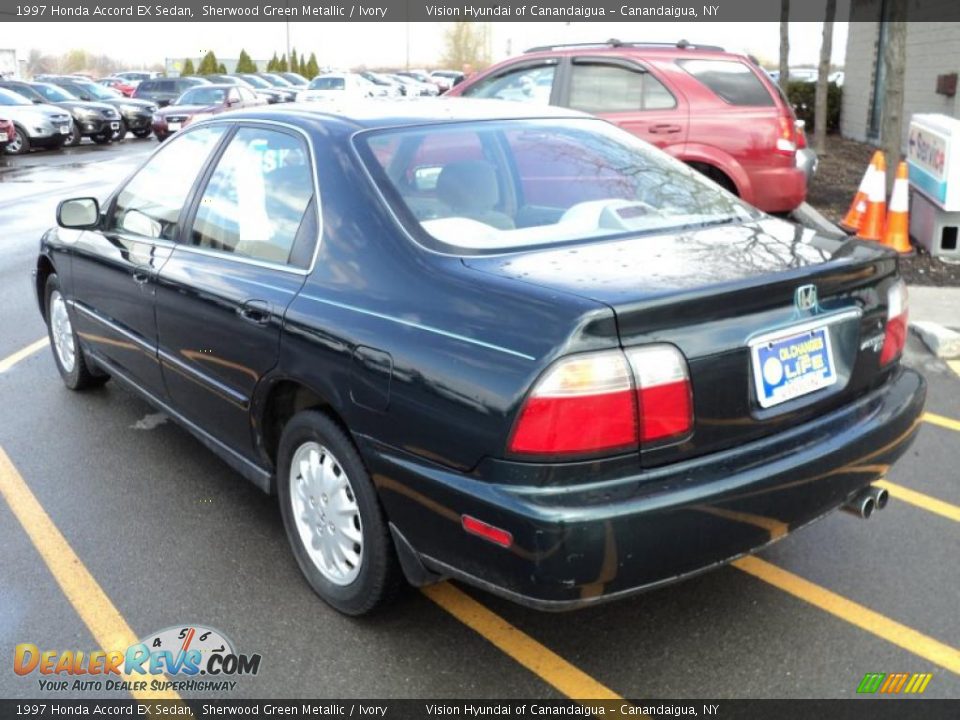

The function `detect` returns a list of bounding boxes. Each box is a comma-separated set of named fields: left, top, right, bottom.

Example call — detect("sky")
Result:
left=7, top=21, right=848, bottom=70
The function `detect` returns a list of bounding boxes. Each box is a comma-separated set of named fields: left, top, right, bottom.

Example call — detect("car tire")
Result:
left=5, top=125, right=30, bottom=155
left=132, top=128, right=151, bottom=139
left=111, top=120, right=127, bottom=141
left=65, top=121, right=82, bottom=147
left=44, top=274, right=109, bottom=391
left=277, top=410, right=402, bottom=615
left=92, top=131, right=112, bottom=145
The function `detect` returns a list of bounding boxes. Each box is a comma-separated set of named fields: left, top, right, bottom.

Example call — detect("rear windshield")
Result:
left=355, top=118, right=756, bottom=254
left=677, top=59, right=775, bottom=106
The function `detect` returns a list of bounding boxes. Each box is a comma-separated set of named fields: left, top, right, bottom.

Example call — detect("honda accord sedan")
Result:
left=36, top=101, right=925, bottom=615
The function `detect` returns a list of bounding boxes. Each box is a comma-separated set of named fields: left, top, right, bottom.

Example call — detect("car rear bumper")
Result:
left=748, top=164, right=808, bottom=214
left=364, top=366, right=925, bottom=610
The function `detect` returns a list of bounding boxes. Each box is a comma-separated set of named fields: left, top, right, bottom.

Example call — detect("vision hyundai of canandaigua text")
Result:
left=36, top=101, right=925, bottom=615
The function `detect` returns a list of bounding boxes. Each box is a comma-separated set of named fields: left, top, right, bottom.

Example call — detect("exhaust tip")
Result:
left=861, top=496, right=875, bottom=519
left=873, top=487, right=889, bottom=510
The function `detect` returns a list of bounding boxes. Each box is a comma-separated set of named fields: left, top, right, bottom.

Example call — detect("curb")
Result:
left=910, top=321, right=960, bottom=360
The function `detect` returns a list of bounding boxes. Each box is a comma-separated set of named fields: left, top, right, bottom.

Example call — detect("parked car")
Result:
left=46, top=77, right=158, bottom=139
left=38, top=100, right=924, bottom=615
left=255, top=73, right=299, bottom=102
left=388, top=73, right=436, bottom=97
left=0, top=115, right=14, bottom=153
left=204, top=74, right=285, bottom=105
left=431, top=70, right=465, bottom=92
left=395, top=71, right=440, bottom=96
left=0, top=80, right=121, bottom=146
left=235, top=74, right=292, bottom=103
left=297, top=73, right=377, bottom=102
left=0, top=88, right=71, bottom=154
left=99, top=77, right=137, bottom=97
left=795, top=119, right=818, bottom=184
left=114, top=71, right=161, bottom=84
left=360, top=71, right=404, bottom=97
left=151, top=84, right=264, bottom=141
left=133, top=76, right=210, bottom=108
left=448, top=40, right=809, bottom=213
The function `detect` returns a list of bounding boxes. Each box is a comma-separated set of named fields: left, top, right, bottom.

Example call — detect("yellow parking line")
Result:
left=0, top=446, right=180, bottom=701
left=923, top=412, right=960, bottom=433
left=948, top=360, right=960, bottom=379
left=0, top=338, right=48, bottom=373
left=733, top=556, right=960, bottom=675
left=422, top=582, right=621, bottom=700
left=875, top=479, right=960, bottom=523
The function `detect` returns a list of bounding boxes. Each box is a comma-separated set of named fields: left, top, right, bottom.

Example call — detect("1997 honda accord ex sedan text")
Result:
left=35, top=101, right=925, bottom=615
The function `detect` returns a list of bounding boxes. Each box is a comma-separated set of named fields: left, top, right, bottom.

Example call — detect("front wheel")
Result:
left=45, top=274, right=109, bottom=390
left=111, top=120, right=127, bottom=141
left=65, top=121, right=82, bottom=147
left=132, top=128, right=151, bottom=139
left=5, top=126, right=30, bottom=155
left=91, top=131, right=112, bottom=145
left=277, top=410, right=402, bottom=615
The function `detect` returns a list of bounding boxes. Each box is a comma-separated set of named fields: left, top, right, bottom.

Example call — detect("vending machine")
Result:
left=907, top=113, right=960, bottom=259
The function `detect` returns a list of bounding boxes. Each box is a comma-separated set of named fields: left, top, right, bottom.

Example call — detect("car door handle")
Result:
left=648, top=124, right=682, bottom=134
left=237, top=299, right=272, bottom=326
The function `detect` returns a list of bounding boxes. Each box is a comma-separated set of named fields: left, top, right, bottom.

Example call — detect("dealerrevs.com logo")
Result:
left=14, top=625, right=261, bottom=693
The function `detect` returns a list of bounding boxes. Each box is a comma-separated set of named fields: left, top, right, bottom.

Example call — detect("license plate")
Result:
left=0, top=132, right=7, bottom=141
left=167, top=122, right=181, bottom=131
left=110, top=122, right=120, bottom=130
left=59, top=126, right=69, bottom=134
left=750, top=325, right=836, bottom=408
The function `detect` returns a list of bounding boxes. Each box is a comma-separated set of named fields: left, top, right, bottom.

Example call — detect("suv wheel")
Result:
left=92, top=130, right=112, bottom=145
left=277, top=410, right=402, bottom=615
left=5, top=126, right=30, bottom=155
left=132, top=128, right=151, bottom=139
left=44, top=274, right=109, bottom=390
left=65, top=121, right=82, bottom=147
left=111, top=120, right=127, bottom=141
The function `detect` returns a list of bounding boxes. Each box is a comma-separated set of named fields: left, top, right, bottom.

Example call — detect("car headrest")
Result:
left=436, top=160, right=500, bottom=212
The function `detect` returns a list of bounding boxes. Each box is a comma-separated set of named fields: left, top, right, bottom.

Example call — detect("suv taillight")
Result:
left=776, top=116, right=797, bottom=155
left=508, top=345, right=692, bottom=457
left=880, top=280, right=908, bottom=366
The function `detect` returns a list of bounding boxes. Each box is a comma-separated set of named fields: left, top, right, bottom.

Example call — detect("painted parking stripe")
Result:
left=923, top=411, right=960, bottom=433
left=874, top=479, right=960, bottom=523
left=422, top=582, right=622, bottom=701
left=0, top=446, right=181, bottom=701
left=733, top=556, right=960, bottom=675
left=949, top=360, right=960, bottom=380
left=0, top=338, right=48, bottom=374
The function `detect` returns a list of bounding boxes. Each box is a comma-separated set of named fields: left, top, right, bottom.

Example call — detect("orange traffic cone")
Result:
left=841, top=150, right=884, bottom=232
left=857, top=152, right=887, bottom=242
left=882, top=161, right=914, bottom=254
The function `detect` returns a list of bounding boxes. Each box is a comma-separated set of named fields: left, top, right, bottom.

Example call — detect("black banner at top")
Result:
left=1, top=0, right=959, bottom=23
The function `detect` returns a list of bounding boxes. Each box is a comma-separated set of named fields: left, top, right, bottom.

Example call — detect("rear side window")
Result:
left=461, top=63, right=555, bottom=104
left=677, top=59, right=774, bottom=106
left=189, top=127, right=315, bottom=267
left=568, top=63, right=676, bottom=113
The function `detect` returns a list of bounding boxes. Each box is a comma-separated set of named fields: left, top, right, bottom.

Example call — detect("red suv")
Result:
left=0, top=116, right=13, bottom=153
left=448, top=40, right=806, bottom=213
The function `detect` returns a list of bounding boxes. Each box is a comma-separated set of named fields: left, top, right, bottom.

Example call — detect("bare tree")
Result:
left=814, top=0, right=837, bottom=155
left=881, top=0, right=908, bottom=190
left=779, top=0, right=790, bottom=89
left=441, top=22, right=491, bottom=72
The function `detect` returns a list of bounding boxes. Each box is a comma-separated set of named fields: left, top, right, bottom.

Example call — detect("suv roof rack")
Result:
left=524, top=39, right=725, bottom=54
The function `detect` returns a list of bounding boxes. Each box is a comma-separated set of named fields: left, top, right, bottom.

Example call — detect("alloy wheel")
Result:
left=49, top=290, right=76, bottom=373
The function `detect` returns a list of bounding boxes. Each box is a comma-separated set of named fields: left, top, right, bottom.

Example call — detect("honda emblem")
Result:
left=795, top=284, right=818, bottom=312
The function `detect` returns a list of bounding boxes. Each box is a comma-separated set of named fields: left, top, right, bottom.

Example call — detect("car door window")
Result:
left=188, top=127, right=315, bottom=267
left=461, top=63, right=555, bottom=104
left=108, top=125, right=227, bottom=240
left=568, top=63, right=677, bottom=112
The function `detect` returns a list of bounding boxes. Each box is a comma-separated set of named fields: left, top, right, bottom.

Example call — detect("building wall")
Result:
left=843, top=18, right=960, bottom=148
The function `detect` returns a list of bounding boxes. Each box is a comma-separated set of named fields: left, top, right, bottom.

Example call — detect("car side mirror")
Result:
left=57, top=198, right=100, bottom=229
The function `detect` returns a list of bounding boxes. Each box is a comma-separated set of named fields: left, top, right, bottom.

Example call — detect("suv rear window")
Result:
left=677, top=59, right=774, bottom=106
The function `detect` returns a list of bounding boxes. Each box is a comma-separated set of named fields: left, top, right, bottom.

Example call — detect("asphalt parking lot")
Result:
left=0, top=140, right=958, bottom=701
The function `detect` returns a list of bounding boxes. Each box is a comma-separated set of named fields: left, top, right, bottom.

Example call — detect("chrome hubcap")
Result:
left=9, top=132, right=22, bottom=152
left=50, top=291, right=76, bottom=372
left=289, top=442, right=363, bottom=585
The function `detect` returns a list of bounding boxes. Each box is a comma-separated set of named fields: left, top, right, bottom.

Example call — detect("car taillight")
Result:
left=776, top=116, right=797, bottom=154
left=880, top=280, right=908, bottom=366
left=508, top=345, right=693, bottom=457
left=795, top=120, right=808, bottom=149
left=625, top=345, right=693, bottom=443
left=508, top=351, right=637, bottom=456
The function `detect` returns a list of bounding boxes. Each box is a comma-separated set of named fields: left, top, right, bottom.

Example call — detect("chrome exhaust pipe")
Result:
left=842, top=489, right=876, bottom=519
left=867, top=486, right=890, bottom=511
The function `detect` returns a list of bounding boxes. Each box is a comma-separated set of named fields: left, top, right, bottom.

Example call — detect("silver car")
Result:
left=0, top=88, right=72, bottom=154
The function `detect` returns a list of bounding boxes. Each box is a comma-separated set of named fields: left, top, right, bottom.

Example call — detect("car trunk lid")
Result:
left=464, top=218, right=901, bottom=465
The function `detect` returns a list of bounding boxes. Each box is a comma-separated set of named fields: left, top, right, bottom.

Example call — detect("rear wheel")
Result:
left=44, top=274, right=109, bottom=390
left=688, top=162, right=738, bottom=196
left=277, top=410, right=402, bottom=615
left=5, top=126, right=30, bottom=155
